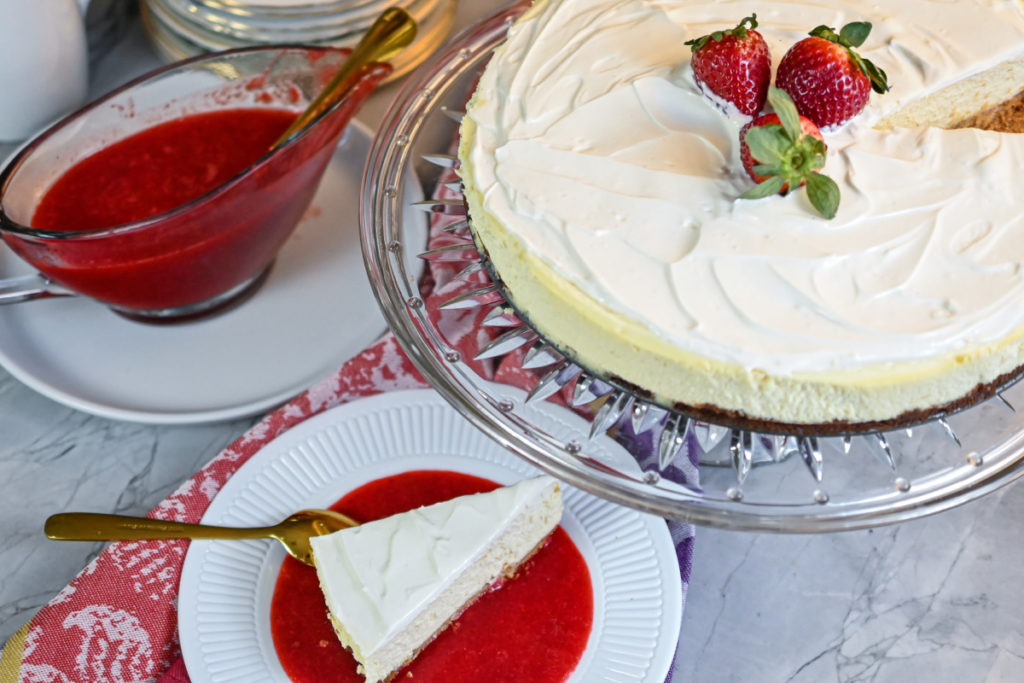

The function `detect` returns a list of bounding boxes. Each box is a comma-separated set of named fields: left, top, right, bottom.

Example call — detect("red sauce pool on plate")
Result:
left=270, top=470, right=594, bottom=683
left=32, top=109, right=296, bottom=231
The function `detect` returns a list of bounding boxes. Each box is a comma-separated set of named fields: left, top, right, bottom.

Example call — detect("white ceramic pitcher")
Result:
left=0, top=0, right=88, bottom=141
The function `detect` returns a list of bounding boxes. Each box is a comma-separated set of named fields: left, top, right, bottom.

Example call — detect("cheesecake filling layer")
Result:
left=462, top=0, right=1024, bottom=378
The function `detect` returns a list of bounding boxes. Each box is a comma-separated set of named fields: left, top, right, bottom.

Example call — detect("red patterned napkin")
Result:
left=0, top=159, right=691, bottom=683
left=0, top=331, right=427, bottom=683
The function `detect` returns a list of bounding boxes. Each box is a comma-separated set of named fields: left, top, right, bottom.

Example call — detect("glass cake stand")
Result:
left=360, top=3, right=1024, bottom=532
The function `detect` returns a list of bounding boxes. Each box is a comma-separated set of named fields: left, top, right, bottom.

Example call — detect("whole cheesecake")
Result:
left=458, top=0, right=1024, bottom=433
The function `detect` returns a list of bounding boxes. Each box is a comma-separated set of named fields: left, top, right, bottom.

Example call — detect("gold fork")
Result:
left=44, top=509, right=357, bottom=566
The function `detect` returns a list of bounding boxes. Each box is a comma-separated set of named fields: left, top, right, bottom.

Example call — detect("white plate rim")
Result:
left=0, top=118, right=425, bottom=425
left=177, top=388, right=682, bottom=682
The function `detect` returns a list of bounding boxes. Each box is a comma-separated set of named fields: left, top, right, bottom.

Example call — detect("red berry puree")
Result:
left=32, top=109, right=296, bottom=231
left=270, top=470, right=594, bottom=683
left=12, top=107, right=343, bottom=311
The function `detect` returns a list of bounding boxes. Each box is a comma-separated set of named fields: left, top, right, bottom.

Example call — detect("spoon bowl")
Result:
left=44, top=508, right=358, bottom=566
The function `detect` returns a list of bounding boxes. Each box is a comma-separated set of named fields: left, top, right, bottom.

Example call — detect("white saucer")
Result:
left=0, top=120, right=425, bottom=424
left=178, top=389, right=682, bottom=682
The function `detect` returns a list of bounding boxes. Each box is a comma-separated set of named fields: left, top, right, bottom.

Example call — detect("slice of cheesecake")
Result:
left=309, top=475, right=564, bottom=683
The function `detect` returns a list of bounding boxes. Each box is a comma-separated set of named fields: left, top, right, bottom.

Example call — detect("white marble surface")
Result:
left=3, top=6, right=1024, bottom=683
left=676, top=487, right=1024, bottom=682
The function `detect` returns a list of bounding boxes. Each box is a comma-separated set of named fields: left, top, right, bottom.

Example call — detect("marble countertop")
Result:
left=3, top=7, right=1024, bottom=683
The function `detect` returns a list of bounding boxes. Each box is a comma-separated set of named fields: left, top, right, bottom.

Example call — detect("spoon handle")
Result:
left=269, top=7, right=417, bottom=150
left=45, top=512, right=272, bottom=542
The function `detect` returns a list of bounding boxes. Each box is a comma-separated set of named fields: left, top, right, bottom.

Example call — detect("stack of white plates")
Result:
left=141, top=0, right=455, bottom=79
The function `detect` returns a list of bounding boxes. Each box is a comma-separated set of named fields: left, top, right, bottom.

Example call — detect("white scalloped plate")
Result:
left=178, top=388, right=681, bottom=682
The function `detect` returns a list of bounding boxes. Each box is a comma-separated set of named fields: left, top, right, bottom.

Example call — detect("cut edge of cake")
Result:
left=309, top=475, right=564, bottom=683
left=878, top=55, right=1024, bottom=130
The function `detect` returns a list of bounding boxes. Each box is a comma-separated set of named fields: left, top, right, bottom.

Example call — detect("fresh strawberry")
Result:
left=739, top=87, right=840, bottom=219
left=776, top=22, right=889, bottom=128
left=684, top=14, right=772, bottom=117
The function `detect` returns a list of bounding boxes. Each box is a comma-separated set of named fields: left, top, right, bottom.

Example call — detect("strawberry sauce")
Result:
left=270, top=470, right=594, bottom=683
left=10, top=107, right=337, bottom=311
left=32, top=109, right=297, bottom=231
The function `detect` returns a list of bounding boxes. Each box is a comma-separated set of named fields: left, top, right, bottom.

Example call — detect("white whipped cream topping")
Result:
left=464, top=0, right=1024, bottom=373
left=309, top=476, right=560, bottom=658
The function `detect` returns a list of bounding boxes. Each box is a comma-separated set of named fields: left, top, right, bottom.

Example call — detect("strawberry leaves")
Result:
left=836, top=21, right=872, bottom=46
left=685, top=14, right=760, bottom=52
left=804, top=172, right=842, bottom=219
left=808, top=22, right=890, bottom=94
left=740, top=87, right=841, bottom=219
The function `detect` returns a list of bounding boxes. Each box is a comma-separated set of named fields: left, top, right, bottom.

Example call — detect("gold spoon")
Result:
left=44, top=509, right=357, bottom=567
left=269, top=6, right=418, bottom=150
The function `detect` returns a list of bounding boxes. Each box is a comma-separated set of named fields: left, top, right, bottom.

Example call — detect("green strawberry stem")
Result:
left=809, top=22, right=890, bottom=93
left=685, top=14, right=758, bottom=51
left=741, top=87, right=841, bottom=219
